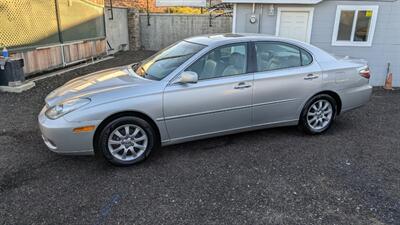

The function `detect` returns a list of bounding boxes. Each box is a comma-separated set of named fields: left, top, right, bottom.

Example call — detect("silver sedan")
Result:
left=38, top=34, right=372, bottom=166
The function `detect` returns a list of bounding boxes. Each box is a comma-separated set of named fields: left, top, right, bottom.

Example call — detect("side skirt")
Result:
left=161, top=119, right=299, bottom=146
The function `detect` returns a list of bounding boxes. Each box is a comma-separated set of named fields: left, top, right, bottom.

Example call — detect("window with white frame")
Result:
left=332, top=5, right=379, bottom=46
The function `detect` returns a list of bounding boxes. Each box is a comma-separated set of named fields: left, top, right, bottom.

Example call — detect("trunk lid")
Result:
left=332, top=54, right=368, bottom=67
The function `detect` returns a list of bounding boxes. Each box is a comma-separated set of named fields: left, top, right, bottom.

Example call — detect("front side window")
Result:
left=255, top=42, right=312, bottom=72
left=185, top=43, right=247, bottom=80
left=332, top=5, right=379, bottom=46
left=133, top=41, right=205, bottom=80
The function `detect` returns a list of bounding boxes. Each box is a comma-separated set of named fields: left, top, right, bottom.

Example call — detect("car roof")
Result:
left=185, top=33, right=337, bottom=63
left=185, top=33, right=301, bottom=46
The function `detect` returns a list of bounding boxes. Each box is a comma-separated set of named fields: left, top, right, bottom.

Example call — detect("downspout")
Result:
left=259, top=4, right=263, bottom=33
left=146, top=0, right=150, bottom=26
left=108, top=0, right=114, bottom=20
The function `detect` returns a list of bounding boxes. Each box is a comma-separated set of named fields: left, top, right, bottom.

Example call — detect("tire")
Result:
left=299, top=94, right=337, bottom=135
left=96, top=116, right=157, bottom=166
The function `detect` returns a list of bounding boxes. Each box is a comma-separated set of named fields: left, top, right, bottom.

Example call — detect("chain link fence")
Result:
left=0, top=0, right=105, bottom=51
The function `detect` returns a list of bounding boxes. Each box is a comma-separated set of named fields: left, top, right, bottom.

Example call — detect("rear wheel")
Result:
left=299, top=94, right=337, bottom=134
left=96, top=116, right=156, bottom=166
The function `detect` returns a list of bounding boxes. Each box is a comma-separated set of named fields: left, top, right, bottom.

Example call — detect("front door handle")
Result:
left=304, top=74, right=319, bottom=80
left=234, top=82, right=252, bottom=89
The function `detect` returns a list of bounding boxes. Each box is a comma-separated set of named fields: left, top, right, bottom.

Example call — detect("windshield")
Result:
left=132, top=41, right=206, bottom=80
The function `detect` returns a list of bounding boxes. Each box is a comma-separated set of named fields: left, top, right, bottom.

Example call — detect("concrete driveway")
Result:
left=0, top=51, right=399, bottom=225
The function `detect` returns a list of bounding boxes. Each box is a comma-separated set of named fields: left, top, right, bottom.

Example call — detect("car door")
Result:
left=252, top=41, right=322, bottom=125
left=163, top=43, right=253, bottom=141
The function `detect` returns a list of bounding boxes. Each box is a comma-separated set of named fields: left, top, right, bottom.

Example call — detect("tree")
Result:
left=106, top=0, right=166, bottom=12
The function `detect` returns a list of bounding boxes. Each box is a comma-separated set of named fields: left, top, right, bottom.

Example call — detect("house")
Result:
left=223, top=0, right=399, bottom=87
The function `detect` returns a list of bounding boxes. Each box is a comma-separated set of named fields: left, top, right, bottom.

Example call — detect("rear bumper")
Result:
left=340, top=84, right=373, bottom=112
left=38, top=106, right=101, bottom=155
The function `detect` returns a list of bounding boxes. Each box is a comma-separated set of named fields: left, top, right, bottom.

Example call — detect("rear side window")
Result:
left=300, top=49, right=313, bottom=66
left=255, top=42, right=312, bottom=72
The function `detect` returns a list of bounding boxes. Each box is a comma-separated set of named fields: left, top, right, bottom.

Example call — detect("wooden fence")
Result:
left=13, top=39, right=106, bottom=76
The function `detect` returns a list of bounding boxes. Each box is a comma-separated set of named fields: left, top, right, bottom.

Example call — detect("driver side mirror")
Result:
left=173, top=71, right=198, bottom=84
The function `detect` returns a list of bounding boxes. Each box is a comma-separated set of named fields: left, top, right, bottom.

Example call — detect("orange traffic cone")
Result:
left=384, top=72, right=393, bottom=90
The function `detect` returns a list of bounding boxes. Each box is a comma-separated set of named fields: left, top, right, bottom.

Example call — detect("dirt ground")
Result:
left=0, top=51, right=399, bottom=225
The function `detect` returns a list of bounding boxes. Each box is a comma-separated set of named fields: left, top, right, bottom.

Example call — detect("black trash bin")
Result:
left=0, top=58, right=25, bottom=86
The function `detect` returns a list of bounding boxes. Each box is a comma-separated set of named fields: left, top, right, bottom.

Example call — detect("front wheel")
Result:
left=96, top=116, right=157, bottom=166
left=299, top=94, right=337, bottom=134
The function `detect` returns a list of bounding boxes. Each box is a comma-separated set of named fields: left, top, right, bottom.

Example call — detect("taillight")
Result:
left=359, top=67, right=371, bottom=79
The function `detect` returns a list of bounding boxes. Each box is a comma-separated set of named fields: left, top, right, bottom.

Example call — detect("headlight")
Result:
left=45, top=98, right=91, bottom=120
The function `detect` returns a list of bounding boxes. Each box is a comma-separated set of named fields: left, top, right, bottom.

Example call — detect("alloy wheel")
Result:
left=107, top=124, right=148, bottom=161
left=306, top=99, right=333, bottom=131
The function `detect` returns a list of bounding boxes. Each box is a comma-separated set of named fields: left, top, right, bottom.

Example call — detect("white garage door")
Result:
left=276, top=8, right=314, bottom=43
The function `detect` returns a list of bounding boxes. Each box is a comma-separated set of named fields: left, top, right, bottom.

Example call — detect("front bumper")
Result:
left=38, top=106, right=101, bottom=155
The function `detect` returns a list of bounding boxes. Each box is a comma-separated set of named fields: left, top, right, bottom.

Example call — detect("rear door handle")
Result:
left=234, top=82, right=252, bottom=89
left=304, top=74, right=319, bottom=80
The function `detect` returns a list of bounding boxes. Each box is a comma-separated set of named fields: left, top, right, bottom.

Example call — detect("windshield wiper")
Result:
left=140, top=66, right=149, bottom=76
left=131, top=62, right=141, bottom=70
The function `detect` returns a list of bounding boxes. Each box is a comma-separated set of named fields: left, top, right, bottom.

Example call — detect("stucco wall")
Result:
left=105, top=7, right=130, bottom=54
left=234, top=1, right=400, bottom=87
left=139, top=14, right=232, bottom=51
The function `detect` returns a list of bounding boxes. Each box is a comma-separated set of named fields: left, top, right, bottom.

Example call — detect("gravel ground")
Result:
left=0, top=51, right=399, bottom=225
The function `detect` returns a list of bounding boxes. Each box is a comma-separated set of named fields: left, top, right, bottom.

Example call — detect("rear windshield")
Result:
left=133, top=41, right=206, bottom=81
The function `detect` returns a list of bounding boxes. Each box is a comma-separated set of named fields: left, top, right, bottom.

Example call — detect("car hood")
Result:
left=45, top=66, right=152, bottom=107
